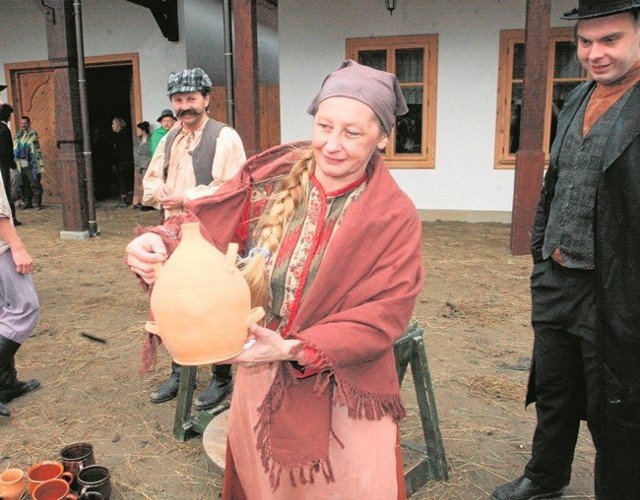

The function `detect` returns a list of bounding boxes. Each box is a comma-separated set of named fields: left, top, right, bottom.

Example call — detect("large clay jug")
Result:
left=150, top=221, right=264, bottom=365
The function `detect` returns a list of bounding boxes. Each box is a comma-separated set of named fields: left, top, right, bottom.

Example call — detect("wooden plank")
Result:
left=44, top=0, right=89, bottom=232
left=232, top=0, right=261, bottom=157
left=510, top=0, right=550, bottom=255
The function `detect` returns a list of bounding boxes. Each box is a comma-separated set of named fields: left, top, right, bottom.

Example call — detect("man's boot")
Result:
left=195, top=364, right=233, bottom=411
left=0, top=336, right=40, bottom=404
left=21, top=197, right=33, bottom=209
left=34, top=194, right=43, bottom=211
left=149, top=361, right=181, bottom=404
left=0, top=402, right=9, bottom=417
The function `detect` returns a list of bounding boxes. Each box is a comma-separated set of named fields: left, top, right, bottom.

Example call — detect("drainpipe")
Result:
left=223, top=0, right=235, bottom=127
left=73, top=0, right=98, bottom=236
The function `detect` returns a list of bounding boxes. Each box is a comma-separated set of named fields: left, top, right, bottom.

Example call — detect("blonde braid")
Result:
left=241, top=148, right=315, bottom=312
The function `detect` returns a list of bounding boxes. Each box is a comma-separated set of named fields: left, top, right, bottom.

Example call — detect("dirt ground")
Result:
left=0, top=201, right=596, bottom=499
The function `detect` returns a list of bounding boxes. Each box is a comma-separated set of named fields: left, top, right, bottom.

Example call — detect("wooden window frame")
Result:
left=494, top=28, right=587, bottom=168
left=346, top=34, right=438, bottom=169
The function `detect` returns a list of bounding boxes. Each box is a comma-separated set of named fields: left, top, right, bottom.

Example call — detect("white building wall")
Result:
left=0, top=0, right=188, bottom=126
left=278, top=0, right=577, bottom=218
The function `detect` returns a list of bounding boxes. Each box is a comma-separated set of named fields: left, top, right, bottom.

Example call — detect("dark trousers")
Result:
left=524, top=259, right=600, bottom=490
left=21, top=167, right=42, bottom=204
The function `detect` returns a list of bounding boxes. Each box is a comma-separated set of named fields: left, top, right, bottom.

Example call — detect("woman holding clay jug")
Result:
left=126, top=60, right=423, bottom=498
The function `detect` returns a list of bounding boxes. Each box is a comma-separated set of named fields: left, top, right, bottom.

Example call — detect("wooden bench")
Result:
left=173, top=319, right=448, bottom=495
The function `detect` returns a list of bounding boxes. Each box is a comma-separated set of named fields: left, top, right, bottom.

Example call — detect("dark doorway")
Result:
left=87, top=65, right=135, bottom=200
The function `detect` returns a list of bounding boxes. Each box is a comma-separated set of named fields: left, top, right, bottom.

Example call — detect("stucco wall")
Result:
left=278, top=0, right=577, bottom=215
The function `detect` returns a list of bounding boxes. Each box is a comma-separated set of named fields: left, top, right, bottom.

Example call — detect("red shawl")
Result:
left=148, top=142, right=424, bottom=488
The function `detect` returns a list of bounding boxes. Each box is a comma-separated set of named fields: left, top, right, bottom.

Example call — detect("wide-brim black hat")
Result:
left=563, top=0, right=640, bottom=20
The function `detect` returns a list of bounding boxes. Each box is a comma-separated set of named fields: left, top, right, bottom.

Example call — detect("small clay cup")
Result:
left=77, top=465, right=111, bottom=500
left=32, top=478, right=78, bottom=500
left=27, top=461, right=74, bottom=496
left=0, top=468, right=27, bottom=500
left=60, top=442, right=95, bottom=491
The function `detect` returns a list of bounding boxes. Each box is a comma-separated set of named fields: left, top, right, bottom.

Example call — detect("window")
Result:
left=494, top=28, right=588, bottom=168
left=346, top=34, right=438, bottom=169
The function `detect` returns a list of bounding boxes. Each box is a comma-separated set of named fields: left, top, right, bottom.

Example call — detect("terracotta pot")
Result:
left=0, top=468, right=26, bottom=500
left=26, top=461, right=73, bottom=496
left=150, top=221, right=264, bottom=365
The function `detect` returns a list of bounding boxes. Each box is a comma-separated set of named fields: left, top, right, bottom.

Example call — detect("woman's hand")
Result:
left=227, top=324, right=303, bottom=367
left=126, top=233, right=167, bottom=284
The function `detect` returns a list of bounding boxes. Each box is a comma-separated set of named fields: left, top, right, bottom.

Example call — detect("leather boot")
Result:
left=34, top=194, right=43, bottom=211
left=149, top=361, right=182, bottom=404
left=0, top=402, right=9, bottom=417
left=195, top=364, right=233, bottom=411
left=20, top=199, right=33, bottom=210
left=0, top=336, right=40, bottom=404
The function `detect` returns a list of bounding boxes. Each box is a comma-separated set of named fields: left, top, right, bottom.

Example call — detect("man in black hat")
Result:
left=142, top=68, right=246, bottom=411
left=492, top=1, right=640, bottom=499
left=149, top=108, right=176, bottom=157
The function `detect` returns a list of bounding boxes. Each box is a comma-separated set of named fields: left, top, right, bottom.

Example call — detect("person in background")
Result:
left=111, top=117, right=134, bottom=207
left=149, top=109, right=176, bottom=157
left=127, top=60, right=423, bottom=498
left=141, top=68, right=245, bottom=411
left=0, top=104, right=20, bottom=226
left=492, top=1, right=640, bottom=499
left=13, top=116, right=45, bottom=211
left=0, top=116, right=40, bottom=418
left=132, top=121, right=151, bottom=210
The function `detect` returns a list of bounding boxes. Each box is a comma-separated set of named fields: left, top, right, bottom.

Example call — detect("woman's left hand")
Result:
left=227, top=324, right=302, bottom=367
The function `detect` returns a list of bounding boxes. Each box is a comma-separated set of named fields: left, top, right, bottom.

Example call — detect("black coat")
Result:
left=531, top=80, right=640, bottom=496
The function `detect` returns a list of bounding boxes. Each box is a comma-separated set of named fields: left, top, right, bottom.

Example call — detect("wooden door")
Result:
left=11, top=68, right=59, bottom=200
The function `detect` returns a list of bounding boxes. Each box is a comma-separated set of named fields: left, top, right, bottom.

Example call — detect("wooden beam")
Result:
left=125, top=0, right=179, bottom=42
left=510, top=0, right=550, bottom=255
left=232, top=0, right=261, bottom=157
left=42, top=0, right=89, bottom=235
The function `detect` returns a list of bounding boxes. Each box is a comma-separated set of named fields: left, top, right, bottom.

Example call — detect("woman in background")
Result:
left=132, top=121, right=151, bottom=209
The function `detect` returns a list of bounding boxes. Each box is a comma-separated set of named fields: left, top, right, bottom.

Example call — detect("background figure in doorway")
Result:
left=149, top=109, right=176, bottom=157
left=91, top=126, right=112, bottom=201
left=111, top=117, right=134, bottom=207
left=0, top=104, right=20, bottom=226
left=13, top=116, right=44, bottom=211
left=132, top=121, right=151, bottom=209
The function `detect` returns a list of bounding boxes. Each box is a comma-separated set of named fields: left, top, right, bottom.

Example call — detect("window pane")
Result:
left=358, top=50, right=386, bottom=71
left=396, top=87, right=422, bottom=153
left=547, top=81, right=583, bottom=148
left=509, top=82, right=523, bottom=154
left=512, top=43, right=525, bottom=80
left=553, top=41, right=582, bottom=78
left=396, top=48, right=424, bottom=82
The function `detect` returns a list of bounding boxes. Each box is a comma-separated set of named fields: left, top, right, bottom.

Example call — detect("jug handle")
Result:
left=246, top=307, right=265, bottom=327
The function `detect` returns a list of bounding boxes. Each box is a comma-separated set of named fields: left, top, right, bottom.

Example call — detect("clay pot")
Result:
left=150, top=221, right=264, bottom=365
left=26, top=461, right=73, bottom=496
left=0, top=468, right=26, bottom=500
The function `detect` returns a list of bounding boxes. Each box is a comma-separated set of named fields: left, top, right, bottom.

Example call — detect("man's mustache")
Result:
left=176, top=109, right=198, bottom=118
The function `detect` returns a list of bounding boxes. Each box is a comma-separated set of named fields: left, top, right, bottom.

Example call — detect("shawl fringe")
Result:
left=334, top=375, right=406, bottom=423
left=253, top=356, right=405, bottom=491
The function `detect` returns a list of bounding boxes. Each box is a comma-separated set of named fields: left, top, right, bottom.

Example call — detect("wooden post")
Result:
left=42, top=0, right=90, bottom=237
left=510, top=0, right=550, bottom=255
left=232, top=0, right=261, bottom=157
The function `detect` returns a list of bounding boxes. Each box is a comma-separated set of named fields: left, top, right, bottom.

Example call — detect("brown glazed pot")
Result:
left=150, top=221, right=264, bottom=365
